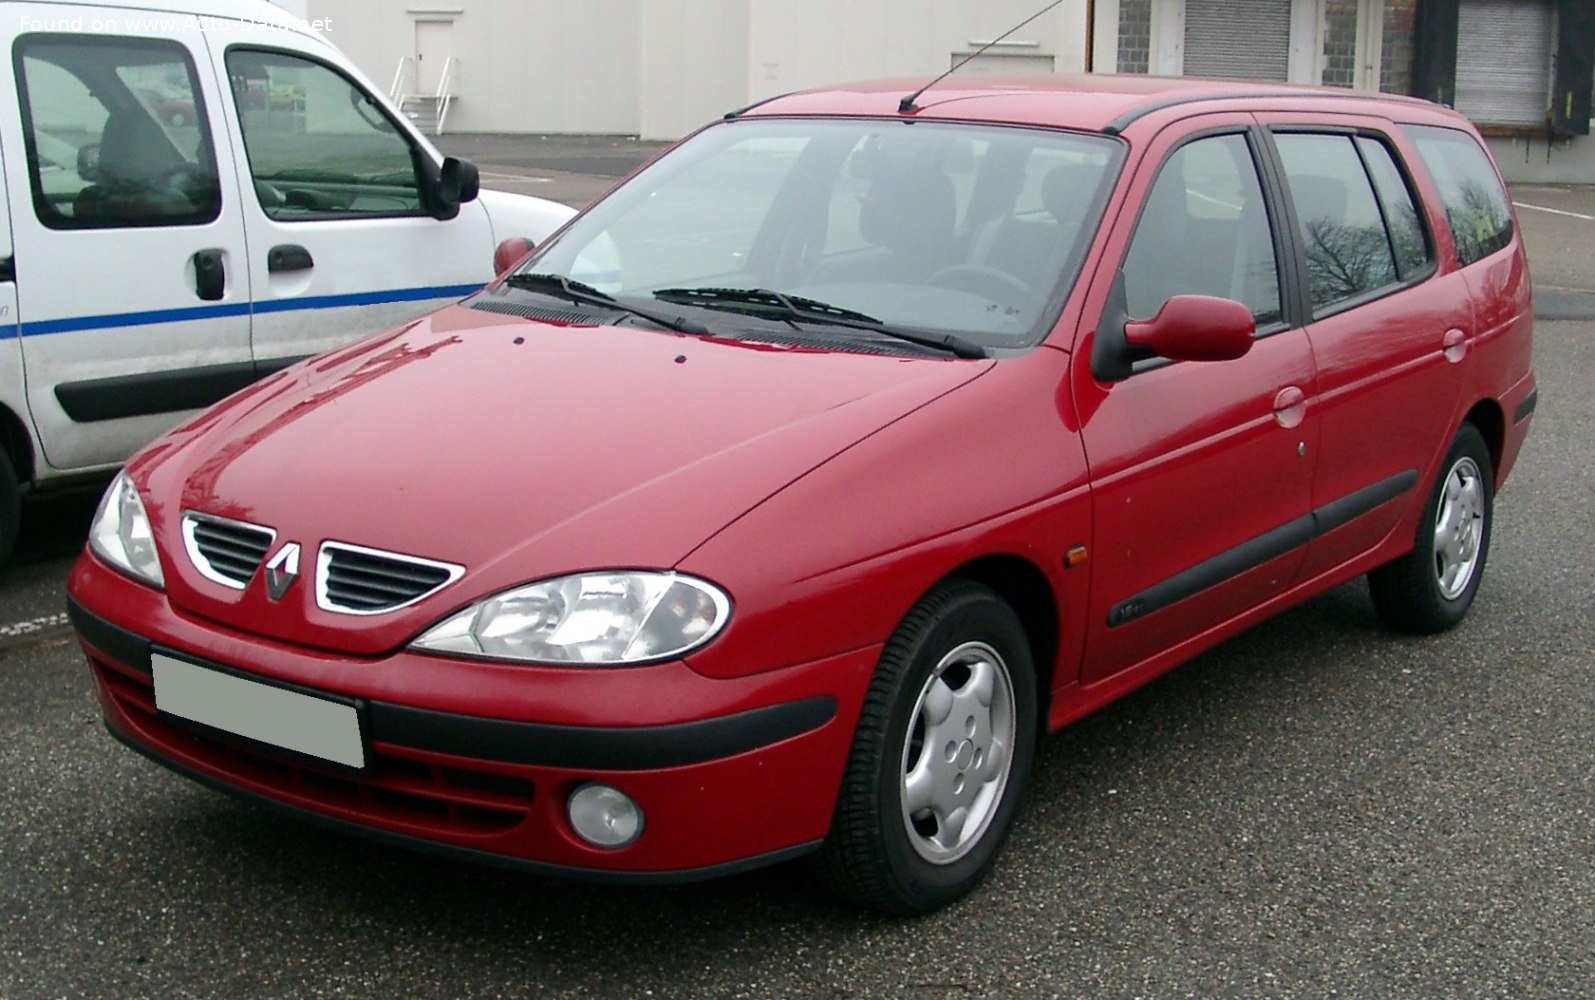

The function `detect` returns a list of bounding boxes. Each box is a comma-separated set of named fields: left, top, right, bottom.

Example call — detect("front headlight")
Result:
left=411, top=571, right=730, bottom=665
left=89, top=471, right=165, bottom=588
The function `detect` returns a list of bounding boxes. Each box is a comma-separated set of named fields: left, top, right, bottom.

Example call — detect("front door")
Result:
left=4, top=9, right=251, bottom=472
left=1074, top=121, right=1319, bottom=685
left=213, top=30, right=494, bottom=368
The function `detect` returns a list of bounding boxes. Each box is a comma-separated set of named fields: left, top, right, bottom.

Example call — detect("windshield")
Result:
left=521, top=118, right=1121, bottom=352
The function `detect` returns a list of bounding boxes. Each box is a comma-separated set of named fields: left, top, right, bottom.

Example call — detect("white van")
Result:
left=0, top=0, right=575, bottom=563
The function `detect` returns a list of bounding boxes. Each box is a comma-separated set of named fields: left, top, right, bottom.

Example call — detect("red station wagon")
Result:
left=68, top=75, right=1536, bottom=914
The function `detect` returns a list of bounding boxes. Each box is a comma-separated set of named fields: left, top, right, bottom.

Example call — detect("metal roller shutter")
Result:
left=1183, top=0, right=1291, bottom=81
left=1455, top=0, right=1555, bottom=125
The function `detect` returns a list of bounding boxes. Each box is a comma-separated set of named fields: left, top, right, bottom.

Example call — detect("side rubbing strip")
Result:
left=1514, top=389, right=1538, bottom=423
left=1107, top=470, right=1420, bottom=628
left=1311, top=470, right=1419, bottom=536
left=1108, top=516, right=1315, bottom=627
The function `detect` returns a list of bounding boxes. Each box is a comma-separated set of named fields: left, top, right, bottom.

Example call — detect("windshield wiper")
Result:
left=504, top=273, right=708, bottom=334
left=651, top=287, right=988, bottom=359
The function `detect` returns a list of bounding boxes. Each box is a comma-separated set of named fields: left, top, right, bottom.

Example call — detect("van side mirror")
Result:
left=427, top=156, right=481, bottom=220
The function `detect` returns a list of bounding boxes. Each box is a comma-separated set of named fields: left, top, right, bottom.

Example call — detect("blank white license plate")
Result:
left=152, top=653, right=366, bottom=769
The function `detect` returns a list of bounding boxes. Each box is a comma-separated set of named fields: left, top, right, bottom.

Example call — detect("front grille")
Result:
left=182, top=513, right=276, bottom=589
left=90, top=655, right=535, bottom=836
left=316, top=542, right=463, bottom=615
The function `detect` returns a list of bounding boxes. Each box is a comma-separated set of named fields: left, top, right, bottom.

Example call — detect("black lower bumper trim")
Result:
left=1514, top=388, right=1538, bottom=423
left=70, top=596, right=838, bottom=771
left=369, top=696, right=838, bottom=770
left=105, top=722, right=822, bottom=886
left=67, top=596, right=153, bottom=673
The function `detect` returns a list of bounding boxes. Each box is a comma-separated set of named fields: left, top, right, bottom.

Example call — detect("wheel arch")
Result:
left=1462, top=397, right=1505, bottom=484
left=946, top=554, right=1060, bottom=726
left=0, top=401, right=34, bottom=487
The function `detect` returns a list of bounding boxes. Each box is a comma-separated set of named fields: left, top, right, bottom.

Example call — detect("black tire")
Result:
left=0, top=448, right=19, bottom=569
left=813, top=579, right=1037, bottom=914
left=1369, top=423, right=1493, bottom=634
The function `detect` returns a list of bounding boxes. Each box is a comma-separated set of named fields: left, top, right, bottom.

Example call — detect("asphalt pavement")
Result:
left=2, top=137, right=1593, bottom=998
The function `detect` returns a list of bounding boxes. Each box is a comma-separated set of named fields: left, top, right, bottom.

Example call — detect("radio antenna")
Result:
left=899, top=0, right=1067, bottom=114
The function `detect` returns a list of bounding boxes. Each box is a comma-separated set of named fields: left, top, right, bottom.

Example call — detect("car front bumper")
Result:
left=67, top=556, right=879, bottom=882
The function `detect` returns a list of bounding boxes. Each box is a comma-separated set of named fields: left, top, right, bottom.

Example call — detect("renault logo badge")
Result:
left=264, top=542, right=302, bottom=601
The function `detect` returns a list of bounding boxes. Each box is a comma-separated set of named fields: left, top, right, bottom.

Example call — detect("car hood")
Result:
left=134, top=304, right=989, bottom=655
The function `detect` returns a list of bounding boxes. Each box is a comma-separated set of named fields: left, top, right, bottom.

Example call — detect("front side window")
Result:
left=527, top=119, right=1120, bottom=350
left=1121, top=133, right=1282, bottom=325
left=226, top=49, right=422, bottom=219
left=1402, top=125, right=1514, bottom=267
left=1274, top=133, right=1403, bottom=315
left=14, top=35, right=221, bottom=229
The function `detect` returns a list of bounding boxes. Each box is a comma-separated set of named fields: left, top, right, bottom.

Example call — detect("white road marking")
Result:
left=0, top=612, right=70, bottom=639
left=1514, top=201, right=1595, bottom=221
left=479, top=171, right=552, bottom=184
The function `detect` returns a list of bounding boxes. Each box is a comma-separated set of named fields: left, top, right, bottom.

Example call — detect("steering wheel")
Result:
left=926, top=264, right=1032, bottom=302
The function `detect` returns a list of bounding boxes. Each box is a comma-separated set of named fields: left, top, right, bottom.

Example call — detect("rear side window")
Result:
left=13, top=35, right=221, bottom=229
left=1402, top=125, right=1513, bottom=267
left=1274, top=133, right=1408, bottom=315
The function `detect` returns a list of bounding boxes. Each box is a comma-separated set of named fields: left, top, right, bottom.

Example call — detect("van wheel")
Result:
left=813, top=580, right=1036, bottom=914
left=0, top=449, right=19, bottom=568
left=1369, top=423, right=1493, bottom=634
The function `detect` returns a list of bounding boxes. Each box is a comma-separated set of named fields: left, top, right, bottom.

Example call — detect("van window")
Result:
left=1401, top=125, right=1514, bottom=267
left=1274, top=133, right=1402, bottom=315
left=1122, top=133, right=1282, bottom=326
left=13, top=35, right=222, bottom=229
left=226, top=50, right=423, bottom=219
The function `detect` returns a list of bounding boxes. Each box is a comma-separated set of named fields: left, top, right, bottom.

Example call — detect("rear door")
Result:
left=1074, top=118, right=1320, bottom=685
left=4, top=9, right=251, bottom=472
left=204, top=23, right=497, bottom=368
left=1256, top=119, right=1472, bottom=581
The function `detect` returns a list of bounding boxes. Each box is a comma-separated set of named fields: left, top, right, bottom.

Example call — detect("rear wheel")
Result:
left=814, top=579, right=1036, bottom=914
left=1369, top=423, right=1493, bottom=633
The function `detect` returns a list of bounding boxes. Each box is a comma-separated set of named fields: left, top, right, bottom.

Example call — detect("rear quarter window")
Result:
left=1402, top=125, right=1513, bottom=267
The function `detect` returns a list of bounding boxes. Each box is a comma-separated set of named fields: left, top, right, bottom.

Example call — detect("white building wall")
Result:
left=309, top=0, right=642, bottom=134
left=309, top=0, right=1088, bottom=140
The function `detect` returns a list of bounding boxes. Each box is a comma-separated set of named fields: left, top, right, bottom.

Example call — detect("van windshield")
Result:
left=522, top=118, right=1121, bottom=351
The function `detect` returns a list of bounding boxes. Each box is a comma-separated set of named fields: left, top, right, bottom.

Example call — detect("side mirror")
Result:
left=77, top=143, right=101, bottom=182
left=428, top=156, right=481, bottom=220
left=493, top=236, right=536, bottom=276
left=1124, top=295, right=1255, bottom=363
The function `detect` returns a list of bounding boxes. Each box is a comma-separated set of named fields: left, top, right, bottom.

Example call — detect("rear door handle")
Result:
left=268, top=244, right=314, bottom=273
left=192, top=248, right=225, bottom=301
left=1443, top=328, right=1468, bottom=363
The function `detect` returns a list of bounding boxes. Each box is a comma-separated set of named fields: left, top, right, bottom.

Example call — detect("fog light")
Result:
left=567, top=783, right=644, bottom=848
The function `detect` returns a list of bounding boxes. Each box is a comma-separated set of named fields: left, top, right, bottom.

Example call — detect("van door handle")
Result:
left=192, top=249, right=225, bottom=301
left=268, top=244, right=314, bottom=273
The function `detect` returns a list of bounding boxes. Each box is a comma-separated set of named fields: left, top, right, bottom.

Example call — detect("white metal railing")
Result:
left=389, top=56, right=413, bottom=105
left=433, top=56, right=457, bottom=135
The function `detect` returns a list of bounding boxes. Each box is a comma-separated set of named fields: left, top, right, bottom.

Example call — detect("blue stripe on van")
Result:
left=0, top=283, right=484, bottom=340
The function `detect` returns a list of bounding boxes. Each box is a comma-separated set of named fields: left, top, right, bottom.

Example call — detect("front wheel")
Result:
left=1369, top=423, right=1494, bottom=633
left=814, top=580, right=1037, bottom=914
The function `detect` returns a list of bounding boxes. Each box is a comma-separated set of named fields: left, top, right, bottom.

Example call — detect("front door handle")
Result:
left=192, top=248, right=225, bottom=301
left=268, top=244, right=314, bottom=273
